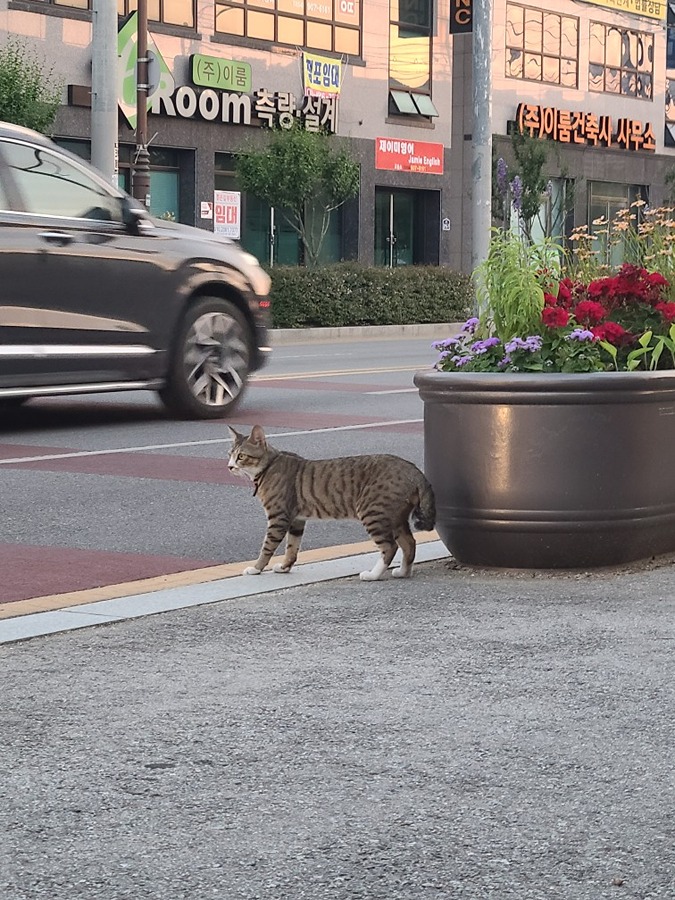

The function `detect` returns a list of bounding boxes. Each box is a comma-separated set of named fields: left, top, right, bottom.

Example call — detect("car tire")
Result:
left=159, top=296, right=253, bottom=420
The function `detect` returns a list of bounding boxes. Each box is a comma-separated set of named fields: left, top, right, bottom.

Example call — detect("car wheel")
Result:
left=160, top=297, right=252, bottom=420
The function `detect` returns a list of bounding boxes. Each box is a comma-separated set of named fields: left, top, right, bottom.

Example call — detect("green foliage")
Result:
left=601, top=325, right=675, bottom=371
left=236, top=125, right=360, bottom=267
left=0, top=40, right=61, bottom=133
left=474, top=228, right=560, bottom=341
left=510, top=130, right=549, bottom=242
left=269, top=264, right=472, bottom=329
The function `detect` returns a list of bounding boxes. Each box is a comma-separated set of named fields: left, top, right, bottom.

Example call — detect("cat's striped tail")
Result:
left=412, top=478, right=436, bottom=531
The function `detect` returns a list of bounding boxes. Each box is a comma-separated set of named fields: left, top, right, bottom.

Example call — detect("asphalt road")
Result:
left=0, top=335, right=439, bottom=603
left=1, top=556, right=674, bottom=899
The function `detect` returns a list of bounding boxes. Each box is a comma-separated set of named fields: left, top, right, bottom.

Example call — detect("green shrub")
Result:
left=269, top=264, right=473, bottom=328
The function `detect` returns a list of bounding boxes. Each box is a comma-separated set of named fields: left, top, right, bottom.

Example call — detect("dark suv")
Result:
left=0, top=122, right=271, bottom=419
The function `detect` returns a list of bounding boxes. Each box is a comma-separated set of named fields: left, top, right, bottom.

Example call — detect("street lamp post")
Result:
left=90, top=0, right=118, bottom=185
left=132, top=0, right=151, bottom=207
left=471, top=0, right=492, bottom=276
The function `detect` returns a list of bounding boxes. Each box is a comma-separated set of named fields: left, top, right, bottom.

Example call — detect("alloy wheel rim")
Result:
left=184, top=311, right=249, bottom=407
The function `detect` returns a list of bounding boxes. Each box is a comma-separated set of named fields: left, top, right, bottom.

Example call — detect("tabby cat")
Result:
left=228, top=425, right=436, bottom=581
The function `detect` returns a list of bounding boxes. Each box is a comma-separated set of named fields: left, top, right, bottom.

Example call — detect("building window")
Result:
left=505, top=3, right=578, bottom=87
left=39, top=0, right=196, bottom=27
left=388, top=0, right=437, bottom=118
left=214, top=1, right=361, bottom=56
left=589, top=22, right=653, bottom=99
left=588, top=181, right=648, bottom=268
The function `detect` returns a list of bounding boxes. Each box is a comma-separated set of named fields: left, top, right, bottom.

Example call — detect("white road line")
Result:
left=366, top=388, right=419, bottom=395
left=0, top=419, right=422, bottom=466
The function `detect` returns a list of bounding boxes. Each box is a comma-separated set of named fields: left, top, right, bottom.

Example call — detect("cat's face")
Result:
left=228, top=427, right=268, bottom=480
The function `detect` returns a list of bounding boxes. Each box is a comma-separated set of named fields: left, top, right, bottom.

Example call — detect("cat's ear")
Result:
left=249, top=424, right=267, bottom=447
left=228, top=426, right=243, bottom=444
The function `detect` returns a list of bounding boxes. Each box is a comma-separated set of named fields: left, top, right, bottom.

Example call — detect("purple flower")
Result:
left=432, top=337, right=460, bottom=351
left=497, top=355, right=512, bottom=369
left=511, top=175, right=523, bottom=212
left=470, top=337, right=501, bottom=355
left=461, top=317, right=480, bottom=334
left=497, top=157, right=508, bottom=196
left=505, top=335, right=542, bottom=354
left=453, top=355, right=471, bottom=368
left=567, top=328, right=595, bottom=342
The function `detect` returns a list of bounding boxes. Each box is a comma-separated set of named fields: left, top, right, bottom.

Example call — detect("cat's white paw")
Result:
left=392, top=566, right=412, bottom=579
left=243, top=566, right=262, bottom=576
left=359, top=570, right=383, bottom=581
left=273, top=563, right=292, bottom=573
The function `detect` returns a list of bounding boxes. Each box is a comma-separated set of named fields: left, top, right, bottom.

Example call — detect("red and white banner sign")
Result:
left=213, top=190, right=241, bottom=239
left=375, top=138, right=444, bottom=175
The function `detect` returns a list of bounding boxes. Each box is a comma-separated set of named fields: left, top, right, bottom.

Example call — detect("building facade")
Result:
left=0, top=0, right=674, bottom=272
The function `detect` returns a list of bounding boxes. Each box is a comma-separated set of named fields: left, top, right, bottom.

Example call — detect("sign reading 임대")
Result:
left=214, top=191, right=241, bottom=239
left=303, top=51, right=342, bottom=99
left=516, top=103, right=656, bottom=152
left=191, top=54, right=252, bottom=94
left=375, top=138, right=444, bottom=175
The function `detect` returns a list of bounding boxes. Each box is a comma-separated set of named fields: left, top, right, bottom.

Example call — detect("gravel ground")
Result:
left=1, top=557, right=674, bottom=900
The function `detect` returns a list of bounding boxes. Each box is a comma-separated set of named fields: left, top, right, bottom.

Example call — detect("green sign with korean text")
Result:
left=190, top=54, right=252, bottom=94
left=117, top=12, right=175, bottom=129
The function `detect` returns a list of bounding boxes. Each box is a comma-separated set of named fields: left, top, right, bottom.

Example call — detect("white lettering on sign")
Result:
left=339, top=0, right=355, bottom=12
left=152, top=84, right=252, bottom=125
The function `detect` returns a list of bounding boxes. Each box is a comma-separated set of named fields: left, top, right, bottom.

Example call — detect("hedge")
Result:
left=268, top=264, right=473, bottom=329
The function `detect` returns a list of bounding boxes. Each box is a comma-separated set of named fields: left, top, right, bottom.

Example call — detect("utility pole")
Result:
left=471, top=0, right=492, bottom=275
left=132, top=0, right=151, bottom=207
left=90, top=0, right=118, bottom=185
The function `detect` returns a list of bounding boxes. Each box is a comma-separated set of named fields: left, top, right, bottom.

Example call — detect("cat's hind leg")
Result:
left=359, top=517, right=398, bottom=581
left=273, top=517, right=306, bottom=573
left=392, top=521, right=416, bottom=578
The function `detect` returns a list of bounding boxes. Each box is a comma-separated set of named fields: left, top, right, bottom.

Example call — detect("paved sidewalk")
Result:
left=1, top=553, right=674, bottom=900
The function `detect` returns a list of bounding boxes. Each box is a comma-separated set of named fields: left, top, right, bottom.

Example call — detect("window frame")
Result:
left=588, top=20, right=653, bottom=100
left=26, top=0, right=197, bottom=29
left=505, top=2, right=579, bottom=88
left=213, top=1, right=362, bottom=57
left=388, top=0, right=435, bottom=118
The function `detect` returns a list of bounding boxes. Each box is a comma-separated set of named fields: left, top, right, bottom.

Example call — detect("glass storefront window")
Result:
left=215, top=152, right=342, bottom=266
left=587, top=181, right=648, bottom=268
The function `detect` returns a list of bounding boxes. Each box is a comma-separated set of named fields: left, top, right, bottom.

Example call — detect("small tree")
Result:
left=236, top=125, right=360, bottom=267
left=0, top=39, right=61, bottom=133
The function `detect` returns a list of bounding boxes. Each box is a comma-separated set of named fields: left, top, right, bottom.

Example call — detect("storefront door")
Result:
left=375, top=189, right=416, bottom=267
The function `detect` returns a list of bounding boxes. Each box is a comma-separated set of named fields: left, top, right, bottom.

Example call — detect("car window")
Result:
left=0, top=140, right=123, bottom=223
left=0, top=166, right=11, bottom=211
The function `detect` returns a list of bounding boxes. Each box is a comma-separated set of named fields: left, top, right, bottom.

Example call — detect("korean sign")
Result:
left=214, top=191, right=241, bottom=240
left=516, top=103, right=656, bottom=152
left=303, top=52, right=342, bottom=99
left=375, top=138, right=444, bottom=175
left=191, top=54, right=252, bottom=94
left=577, top=0, right=664, bottom=21
left=117, top=11, right=175, bottom=129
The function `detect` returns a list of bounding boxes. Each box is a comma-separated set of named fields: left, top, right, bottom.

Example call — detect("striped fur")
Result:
left=228, top=425, right=436, bottom=581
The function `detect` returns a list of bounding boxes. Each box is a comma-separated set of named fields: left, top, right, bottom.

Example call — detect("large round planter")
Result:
left=414, top=370, right=675, bottom=568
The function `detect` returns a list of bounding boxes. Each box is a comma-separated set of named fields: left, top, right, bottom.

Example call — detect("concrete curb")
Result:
left=270, top=322, right=463, bottom=345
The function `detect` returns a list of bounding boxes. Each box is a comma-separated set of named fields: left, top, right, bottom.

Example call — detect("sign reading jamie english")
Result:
left=375, top=138, right=444, bottom=175
left=191, top=54, right=252, bottom=93
left=214, top=191, right=241, bottom=240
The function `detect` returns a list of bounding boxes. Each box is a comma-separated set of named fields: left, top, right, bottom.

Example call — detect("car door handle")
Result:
left=39, top=231, right=74, bottom=246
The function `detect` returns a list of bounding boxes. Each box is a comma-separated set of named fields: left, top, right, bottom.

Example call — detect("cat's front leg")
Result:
left=243, top=515, right=289, bottom=575
left=273, top=517, right=306, bottom=573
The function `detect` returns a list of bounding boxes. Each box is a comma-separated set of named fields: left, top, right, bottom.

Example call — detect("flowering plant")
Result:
left=435, top=225, right=675, bottom=374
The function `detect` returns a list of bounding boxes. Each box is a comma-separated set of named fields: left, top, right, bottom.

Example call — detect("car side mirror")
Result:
left=121, top=195, right=153, bottom=235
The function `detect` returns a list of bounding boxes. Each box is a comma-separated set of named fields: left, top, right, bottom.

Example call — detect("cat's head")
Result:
left=227, top=425, right=271, bottom=480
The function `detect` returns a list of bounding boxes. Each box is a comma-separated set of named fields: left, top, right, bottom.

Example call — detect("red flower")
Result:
left=592, top=321, right=629, bottom=345
left=573, top=300, right=607, bottom=324
left=543, top=291, right=558, bottom=306
left=558, top=280, right=573, bottom=303
left=656, top=301, right=675, bottom=322
left=647, top=272, right=669, bottom=287
left=541, top=307, right=570, bottom=328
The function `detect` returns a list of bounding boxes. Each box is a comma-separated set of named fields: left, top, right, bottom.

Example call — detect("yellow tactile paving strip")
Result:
left=0, top=531, right=440, bottom=620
